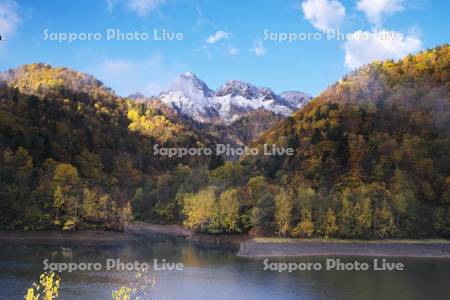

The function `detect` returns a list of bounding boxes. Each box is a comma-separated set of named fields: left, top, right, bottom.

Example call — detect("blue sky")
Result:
left=0, top=0, right=449, bottom=96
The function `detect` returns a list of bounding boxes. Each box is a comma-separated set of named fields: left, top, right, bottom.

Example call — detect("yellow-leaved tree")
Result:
left=25, top=271, right=60, bottom=300
left=26, top=270, right=155, bottom=300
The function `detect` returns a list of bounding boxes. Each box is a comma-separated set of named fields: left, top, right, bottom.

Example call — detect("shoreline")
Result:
left=237, top=238, right=450, bottom=258
left=125, top=222, right=250, bottom=247
left=1, top=224, right=449, bottom=258
left=0, top=229, right=135, bottom=246
left=124, top=221, right=193, bottom=237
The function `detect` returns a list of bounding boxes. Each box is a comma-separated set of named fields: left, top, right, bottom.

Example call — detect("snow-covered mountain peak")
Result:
left=182, top=71, right=195, bottom=77
left=280, top=91, right=312, bottom=109
left=258, top=87, right=279, bottom=100
left=156, top=73, right=311, bottom=124
left=165, top=71, right=214, bottom=98
left=216, top=80, right=259, bottom=99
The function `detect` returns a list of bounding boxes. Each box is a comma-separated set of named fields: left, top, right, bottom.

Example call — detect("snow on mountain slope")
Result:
left=157, top=72, right=311, bottom=124
left=280, top=91, right=312, bottom=109
left=158, top=72, right=221, bottom=122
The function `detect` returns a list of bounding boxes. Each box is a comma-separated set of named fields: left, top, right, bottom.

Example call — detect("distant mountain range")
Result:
left=156, top=72, right=311, bottom=124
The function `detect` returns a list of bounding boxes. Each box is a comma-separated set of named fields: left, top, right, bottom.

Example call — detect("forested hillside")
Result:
left=179, top=45, right=450, bottom=238
left=0, top=64, right=214, bottom=230
left=1, top=45, right=449, bottom=239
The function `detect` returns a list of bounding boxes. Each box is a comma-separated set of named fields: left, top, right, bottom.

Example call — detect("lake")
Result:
left=0, top=234, right=449, bottom=299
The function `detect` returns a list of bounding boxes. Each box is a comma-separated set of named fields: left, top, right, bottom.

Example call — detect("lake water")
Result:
left=0, top=234, right=449, bottom=300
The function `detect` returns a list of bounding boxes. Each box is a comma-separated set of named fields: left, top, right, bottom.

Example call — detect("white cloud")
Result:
left=90, top=54, right=185, bottom=96
left=202, top=31, right=237, bottom=58
left=301, top=0, right=345, bottom=31
left=206, top=30, right=229, bottom=44
left=228, top=46, right=239, bottom=56
left=251, top=40, right=266, bottom=57
left=343, top=30, right=421, bottom=69
left=0, top=0, right=21, bottom=37
left=106, top=0, right=166, bottom=16
left=126, top=0, right=166, bottom=16
left=356, top=0, right=405, bottom=25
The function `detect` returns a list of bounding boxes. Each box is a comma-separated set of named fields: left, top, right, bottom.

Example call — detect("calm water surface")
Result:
left=0, top=234, right=448, bottom=300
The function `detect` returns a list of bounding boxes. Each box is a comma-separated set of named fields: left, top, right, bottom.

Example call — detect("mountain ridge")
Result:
left=0, top=63, right=116, bottom=101
left=157, top=72, right=311, bottom=124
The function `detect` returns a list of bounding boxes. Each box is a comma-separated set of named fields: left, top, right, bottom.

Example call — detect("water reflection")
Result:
left=0, top=234, right=448, bottom=299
